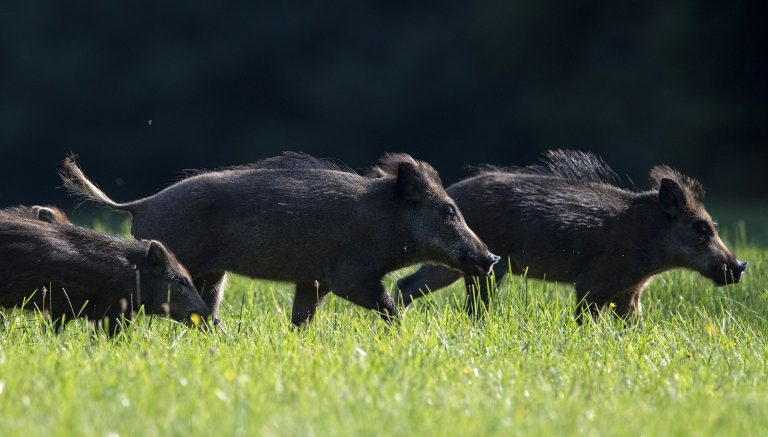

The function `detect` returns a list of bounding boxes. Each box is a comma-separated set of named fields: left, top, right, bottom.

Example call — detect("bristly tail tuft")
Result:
left=60, top=154, right=136, bottom=212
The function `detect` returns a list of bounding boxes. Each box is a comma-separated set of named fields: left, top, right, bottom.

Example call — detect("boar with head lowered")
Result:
left=0, top=209, right=213, bottom=334
left=61, top=152, right=499, bottom=326
left=397, top=150, right=748, bottom=321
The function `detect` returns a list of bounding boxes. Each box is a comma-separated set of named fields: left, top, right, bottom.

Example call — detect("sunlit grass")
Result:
left=0, top=236, right=765, bottom=435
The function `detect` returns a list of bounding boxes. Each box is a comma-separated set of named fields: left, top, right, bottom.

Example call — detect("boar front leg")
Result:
left=465, top=262, right=508, bottom=317
left=194, top=271, right=227, bottom=316
left=98, top=311, right=131, bottom=337
left=335, top=279, right=400, bottom=324
left=50, top=315, right=68, bottom=334
left=291, top=280, right=331, bottom=327
left=397, top=264, right=463, bottom=307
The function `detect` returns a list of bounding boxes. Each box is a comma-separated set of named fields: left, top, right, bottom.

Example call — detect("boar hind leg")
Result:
left=291, top=281, right=330, bottom=327
left=335, top=280, right=400, bottom=324
left=397, top=265, right=463, bottom=307
left=612, top=290, right=643, bottom=321
left=194, top=272, right=227, bottom=316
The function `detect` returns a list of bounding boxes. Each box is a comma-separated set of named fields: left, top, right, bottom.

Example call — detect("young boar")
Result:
left=61, top=152, right=499, bottom=326
left=4, top=205, right=72, bottom=225
left=0, top=210, right=212, bottom=334
left=398, top=150, right=748, bottom=321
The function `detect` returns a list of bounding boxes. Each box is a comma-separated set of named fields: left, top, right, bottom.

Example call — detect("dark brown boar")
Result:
left=0, top=210, right=212, bottom=334
left=4, top=205, right=72, bottom=224
left=397, top=150, right=748, bottom=321
left=61, top=152, right=499, bottom=326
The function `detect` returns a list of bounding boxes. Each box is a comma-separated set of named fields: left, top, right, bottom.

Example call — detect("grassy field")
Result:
left=0, top=226, right=766, bottom=436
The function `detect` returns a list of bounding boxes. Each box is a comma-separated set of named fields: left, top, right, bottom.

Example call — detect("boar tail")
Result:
left=60, top=154, right=138, bottom=213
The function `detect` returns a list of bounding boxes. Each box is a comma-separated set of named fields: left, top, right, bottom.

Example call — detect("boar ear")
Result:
left=33, top=206, right=57, bottom=224
left=394, top=162, right=431, bottom=202
left=658, top=178, right=688, bottom=216
left=145, top=241, right=170, bottom=274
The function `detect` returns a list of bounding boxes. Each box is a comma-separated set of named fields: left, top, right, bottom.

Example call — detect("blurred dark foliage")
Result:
left=1, top=1, right=766, bottom=209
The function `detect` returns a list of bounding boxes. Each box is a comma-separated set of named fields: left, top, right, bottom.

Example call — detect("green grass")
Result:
left=0, top=231, right=766, bottom=436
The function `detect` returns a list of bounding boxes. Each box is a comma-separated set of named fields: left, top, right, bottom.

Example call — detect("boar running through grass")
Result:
left=397, top=150, right=748, bottom=322
left=0, top=209, right=212, bottom=334
left=4, top=205, right=72, bottom=225
left=61, top=152, right=499, bottom=326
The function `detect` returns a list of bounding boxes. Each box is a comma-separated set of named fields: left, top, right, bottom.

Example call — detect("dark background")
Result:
left=1, top=1, right=766, bottom=212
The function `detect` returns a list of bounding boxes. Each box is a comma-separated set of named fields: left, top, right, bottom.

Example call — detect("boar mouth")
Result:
left=183, top=311, right=216, bottom=330
left=709, top=261, right=748, bottom=286
left=460, top=252, right=502, bottom=276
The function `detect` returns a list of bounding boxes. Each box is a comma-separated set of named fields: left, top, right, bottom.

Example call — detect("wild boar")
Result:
left=4, top=205, right=72, bottom=225
left=0, top=210, right=212, bottom=334
left=61, top=152, right=499, bottom=326
left=397, top=150, right=748, bottom=321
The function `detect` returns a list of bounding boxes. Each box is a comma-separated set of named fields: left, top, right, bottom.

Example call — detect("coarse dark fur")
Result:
left=0, top=210, right=211, bottom=334
left=4, top=205, right=72, bottom=225
left=398, top=150, right=748, bottom=321
left=61, top=152, right=498, bottom=326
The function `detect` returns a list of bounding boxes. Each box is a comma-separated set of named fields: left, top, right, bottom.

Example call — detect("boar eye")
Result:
left=177, top=277, right=191, bottom=287
left=694, top=220, right=712, bottom=238
left=441, top=205, right=457, bottom=220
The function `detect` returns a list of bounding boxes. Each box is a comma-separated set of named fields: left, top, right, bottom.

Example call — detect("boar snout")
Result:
left=485, top=253, right=502, bottom=274
left=711, top=259, right=749, bottom=286
left=733, top=260, right=749, bottom=282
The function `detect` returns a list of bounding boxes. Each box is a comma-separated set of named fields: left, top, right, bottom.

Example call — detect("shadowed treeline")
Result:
left=1, top=1, right=765, bottom=210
